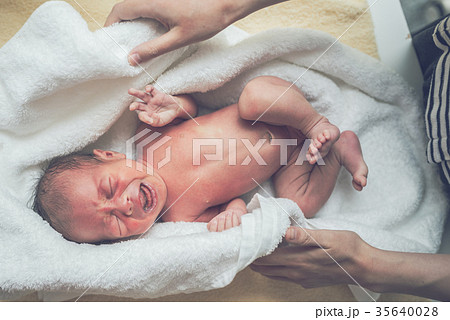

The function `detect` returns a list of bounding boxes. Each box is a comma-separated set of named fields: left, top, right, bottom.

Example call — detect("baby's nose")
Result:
left=117, top=195, right=133, bottom=216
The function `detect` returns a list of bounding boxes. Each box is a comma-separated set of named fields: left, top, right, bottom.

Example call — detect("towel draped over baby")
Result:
left=0, top=2, right=447, bottom=300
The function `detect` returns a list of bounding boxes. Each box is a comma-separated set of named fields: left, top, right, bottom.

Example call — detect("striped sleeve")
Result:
left=425, top=16, right=450, bottom=183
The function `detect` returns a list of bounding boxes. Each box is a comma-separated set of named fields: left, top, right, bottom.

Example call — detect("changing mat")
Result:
left=0, top=1, right=448, bottom=300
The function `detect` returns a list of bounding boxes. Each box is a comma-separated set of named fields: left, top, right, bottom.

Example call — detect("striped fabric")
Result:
left=426, top=16, right=450, bottom=183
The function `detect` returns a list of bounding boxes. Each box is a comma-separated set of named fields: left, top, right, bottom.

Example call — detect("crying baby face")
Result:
left=36, top=150, right=168, bottom=244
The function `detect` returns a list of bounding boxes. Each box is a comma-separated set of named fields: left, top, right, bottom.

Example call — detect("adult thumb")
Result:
left=285, top=227, right=322, bottom=247
left=128, top=29, right=184, bottom=65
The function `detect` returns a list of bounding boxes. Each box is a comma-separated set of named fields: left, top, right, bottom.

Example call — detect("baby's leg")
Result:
left=274, top=131, right=368, bottom=218
left=238, top=76, right=340, bottom=163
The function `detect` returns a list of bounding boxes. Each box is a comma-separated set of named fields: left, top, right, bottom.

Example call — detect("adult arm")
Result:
left=250, top=227, right=450, bottom=301
left=105, top=0, right=287, bottom=65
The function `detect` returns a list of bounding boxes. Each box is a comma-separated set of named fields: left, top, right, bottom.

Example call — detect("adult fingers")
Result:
left=251, top=245, right=315, bottom=267
left=251, top=228, right=330, bottom=266
left=104, top=5, right=120, bottom=27
left=250, top=265, right=289, bottom=278
left=250, top=265, right=325, bottom=288
left=264, top=275, right=292, bottom=283
left=128, top=28, right=185, bottom=65
left=104, top=1, right=149, bottom=27
left=285, top=227, right=332, bottom=248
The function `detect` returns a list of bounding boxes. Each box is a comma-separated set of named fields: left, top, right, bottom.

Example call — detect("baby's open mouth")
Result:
left=139, top=183, right=156, bottom=213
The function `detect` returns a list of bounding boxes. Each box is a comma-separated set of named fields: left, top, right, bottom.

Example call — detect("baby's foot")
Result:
left=307, top=118, right=340, bottom=164
left=334, top=131, right=368, bottom=191
left=128, top=85, right=181, bottom=126
left=207, top=209, right=245, bottom=232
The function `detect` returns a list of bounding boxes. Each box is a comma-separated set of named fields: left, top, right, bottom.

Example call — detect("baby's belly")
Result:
left=176, top=106, right=293, bottom=204
left=140, top=105, right=296, bottom=207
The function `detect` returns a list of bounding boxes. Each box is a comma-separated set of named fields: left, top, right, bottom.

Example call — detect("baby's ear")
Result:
left=93, top=149, right=126, bottom=161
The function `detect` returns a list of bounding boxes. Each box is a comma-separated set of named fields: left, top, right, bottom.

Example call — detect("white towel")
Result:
left=0, top=1, right=448, bottom=300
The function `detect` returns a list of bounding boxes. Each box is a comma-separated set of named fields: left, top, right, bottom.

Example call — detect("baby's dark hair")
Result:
left=33, top=153, right=101, bottom=239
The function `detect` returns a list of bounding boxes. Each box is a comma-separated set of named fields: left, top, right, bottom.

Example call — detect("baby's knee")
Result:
left=295, top=194, right=321, bottom=218
left=238, top=76, right=285, bottom=120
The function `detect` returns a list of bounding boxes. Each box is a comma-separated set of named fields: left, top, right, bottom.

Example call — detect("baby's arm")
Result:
left=207, top=198, right=247, bottom=232
left=128, top=85, right=197, bottom=126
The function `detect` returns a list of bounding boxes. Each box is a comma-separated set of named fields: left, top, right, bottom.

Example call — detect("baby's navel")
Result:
left=262, top=131, right=273, bottom=142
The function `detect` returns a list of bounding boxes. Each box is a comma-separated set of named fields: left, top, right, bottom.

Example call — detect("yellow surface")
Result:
left=2, top=0, right=425, bottom=302
left=235, top=0, right=378, bottom=58
left=0, top=0, right=377, bottom=57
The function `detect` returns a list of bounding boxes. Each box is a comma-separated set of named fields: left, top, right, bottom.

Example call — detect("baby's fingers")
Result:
left=207, top=218, right=218, bottom=232
left=225, top=211, right=236, bottom=230
left=207, top=210, right=242, bottom=232
left=232, top=211, right=240, bottom=227
left=137, top=112, right=165, bottom=127
left=129, top=101, right=148, bottom=112
left=223, top=211, right=242, bottom=230
left=128, top=88, right=149, bottom=101
left=138, top=112, right=155, bottom=125
left=145, top=85, right=155, bottom=96
left=207, top=214, right=226, bottom=232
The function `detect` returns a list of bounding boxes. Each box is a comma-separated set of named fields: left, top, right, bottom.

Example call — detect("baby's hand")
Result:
left=128, top=85, right=181, bottom=126
left=207, top=208, right=246, bottom=232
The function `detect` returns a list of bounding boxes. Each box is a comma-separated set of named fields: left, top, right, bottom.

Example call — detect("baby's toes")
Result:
left=308, top=139, right=321, bottom=151
left=317, top=133, right=327, bottom=144
left=352, top=180, right=362, bottom=191
left=352, top=175, right=367, bottom=191
left=306, top=152, right=313, bottom=164
left=322, top=129, right=331, bottom=141
left=307, top=153, right=317, bottom=165
left=308, top=144, right=319, bottom=164
left=309, top=142, right=319, bottom=155
left=359, top=175, right=368, bottom=188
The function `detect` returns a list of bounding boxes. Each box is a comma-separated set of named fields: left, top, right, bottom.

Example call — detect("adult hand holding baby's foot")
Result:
left=207, top=209, right=246, bottom=232
left=128, top=85, right=182, bottom=126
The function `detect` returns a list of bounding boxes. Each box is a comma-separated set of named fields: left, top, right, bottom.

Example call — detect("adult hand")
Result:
left=251, top=226, right=450, bottom=301
left=104, top=0, right=285, bottom=65
left=250, top=227, right=373, bottom=289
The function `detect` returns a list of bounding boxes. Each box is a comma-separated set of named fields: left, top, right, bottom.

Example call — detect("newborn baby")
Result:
left=33, top=76, right=368, bottom=243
